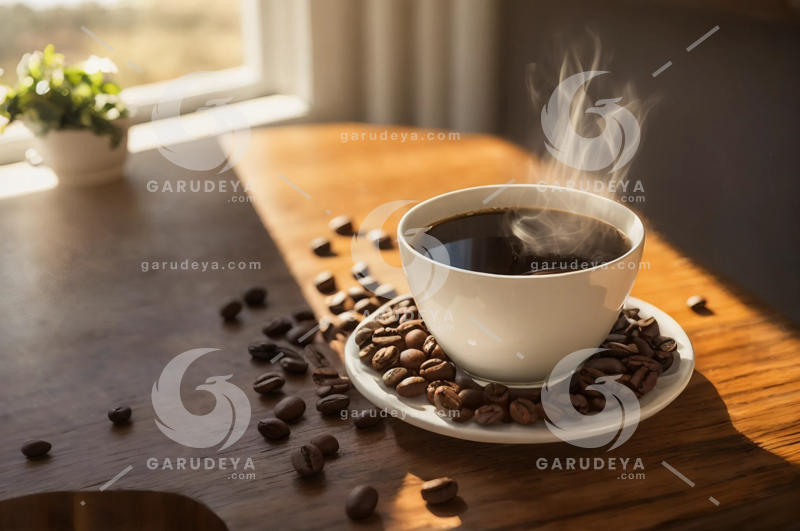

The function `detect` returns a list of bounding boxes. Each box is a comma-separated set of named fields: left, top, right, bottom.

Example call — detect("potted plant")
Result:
left=0, top=45, right=130, bottom=186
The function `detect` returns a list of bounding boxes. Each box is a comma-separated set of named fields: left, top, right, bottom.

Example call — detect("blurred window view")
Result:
left=0, top=0, right=244, bottom=89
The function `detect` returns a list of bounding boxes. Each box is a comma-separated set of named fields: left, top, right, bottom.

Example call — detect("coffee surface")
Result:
left=424, top=207, right=631, bottom=275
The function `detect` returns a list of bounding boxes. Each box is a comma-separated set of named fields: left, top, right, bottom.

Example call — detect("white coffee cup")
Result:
left=397, top=184, right=645, bottom=386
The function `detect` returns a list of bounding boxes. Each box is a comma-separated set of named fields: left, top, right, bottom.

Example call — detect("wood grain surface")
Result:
left=1, top=125, right=798, bottom=530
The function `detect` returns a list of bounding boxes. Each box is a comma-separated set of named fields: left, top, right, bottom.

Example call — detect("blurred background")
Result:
left=0, top=0, right=798, bottom=323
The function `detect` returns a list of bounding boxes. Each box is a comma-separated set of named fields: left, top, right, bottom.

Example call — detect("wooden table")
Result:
left=1, top=124, right=799, bottom=530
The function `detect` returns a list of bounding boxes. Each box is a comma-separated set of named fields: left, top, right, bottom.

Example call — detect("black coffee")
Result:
left=424, top=207, right=631, bottom=275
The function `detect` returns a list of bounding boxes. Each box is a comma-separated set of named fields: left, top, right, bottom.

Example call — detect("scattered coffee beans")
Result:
left=287, top=322, right=317, bottom=346
left=372, top=346, right=400, bottom=371
left=404, top=329, right=428, bottom=351
left=329, top=215, right=354, bottom=235
left=314, top=271, right=337, bottom=294
left=421, top=477, right=458, bottom=504
left=311, top=237, right=332, bottom=256
left=253, top=372, right=285, bottom=394
left=366, top=229, right=392, bottom=250
left=420, top=359, right=456, bottom=382
left=274, top=396, right=306, bottom=422
left=220, top=300, right=242, bottom=322
left=399, top=349, right=427, bottom=371
left=248, top=339, right=279, bottom=360
left=509, top=398, right=537, bottom=425
left=292, top=308, right=316, bottom=322
left=244, top=286, right=267, bottom=307
left=327, top=291, right=353, bottom=314
left=316, top=383, right=350, bottom=397
left=458, top=389, right=483, bottom=410
left=346, top=485, right=378, bottom=520
left=434, top=387, right=462, bottom=415
left=427, top=381, right=460, bottom=406
left=292, top=444, right=325, bottom=477
left=312, top=367, right=340, bottom=385
left=21, top=440, right=51, bottom=458
left=316, top=394, right=350, bottom=414
left=258, top=418, right=290, bottom=440
left=354, top=408, right=384, bottom=429
left=310, top=434, right=339, bottom=456
left=263, top=316, right=292, bottom=337
left=280, top=356, right=308, bottom=374
left=108, top=406, right=131, bottom=424
left=351, top=261, right=369, bottom=280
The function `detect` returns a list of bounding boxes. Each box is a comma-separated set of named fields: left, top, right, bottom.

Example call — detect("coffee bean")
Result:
left=274, top=396, right=306, bottom=422
left=21, top=440, right=51, bottom=459
left=220, top=300, right=242, bottom=322
left=372, top=346, right=400, bottom=371
left=316, top=383, right=350, bottom=397
left=354, top=326, right=376, bottom=348
left=311, top=237, right=332, bottom=256
left=253, top=372, right=285, bottom=394
left=612, top=314, right=629, bottom=332
left=604, top=333, right=628, bottom=344
left=654, top=335, right=677, bottom=352
left=304, top=344, right=329, bottom=367
left=375, top=308, right=398, bottom=326
left=374, top=284, right=397, bottom=303
left=108, top=406, right=131, bottom=424
left=400, top=349, right=427, bottom=371
left=396, top=376, right=427, bottom=397
left=263, top=316, right=292, bottom=337
left=404, top=329, right=428, bottom=351
left=458, top=389, right=484, bottom=410
left=329, top=215, right=354, bottom=235
left=327, top=291, right=353, bottom=314
left=655, top=350, right=675, bottom=372
left=422, top=336, right=448, bottom=361
left=509, top=398, right=538, bottom=425
left=358, top=275, right=380, bottom=292
left=354, top=297, right=380, bottom=315
left=630, top=337, right=655, bottom=358
left=420, top=359, right=456, bottom=382
left=577, top=367, right=607, bottom=397
left=359, top=344, right=378, bottom=364
left=292, top=308, right=316, bottom=322
left=312, top=367, right=339, bottom=385
left=622, top=355, right=662, bottom=374
left=398, top=306, right=419, bottom=325
left=454, top=372, right=482, bottom=391
left=421, top=477, right=458, bottom=504
left=310, top=434, right=339, bottom=456
left=280, top=356, right=308, bottom=374
left=372, top=328, right=402, bottom=348
left=474, top=404, right=504, bottom=425
left=367, top=229, right=392, bottom=249
left=314, top=271, right=337, bottom=294
left=346, top=485, right=379, bottom=520
left=316, top=394, right=350, bottom=414
left=244, top=286, right=267, bottom=306
left=354, top=408, right=384, bottom=429
left=348, top=286, right=369, bottom=302
left=337, top=311, right=361, bottom=332
left=287, top=322, right=317, bottom=346
left=351, top=261, right=370, bottom=280
left=291, top=444, right=324, bottom=477
left=451, top=407, right=475, bottom=423
left=427, top=381, right=460, bottom=405
left=434, top=387, right=462, bottom=413
left=258, top=418, right=290, bottom=440
left=248, top=339, right=279, bottom=360
left=584, top=357, right=625, bottom=375
left=571, top=393, right=589, bottom=415
left=383, top=367, right=408, bottom=387
left=686, top=295, right=707, bottom=310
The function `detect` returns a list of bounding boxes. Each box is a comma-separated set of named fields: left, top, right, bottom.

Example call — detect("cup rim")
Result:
left=397, top=184, right=645, bottom=280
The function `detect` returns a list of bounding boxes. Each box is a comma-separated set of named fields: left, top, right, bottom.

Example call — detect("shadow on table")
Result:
left=389, top=371, right=800, bottom=529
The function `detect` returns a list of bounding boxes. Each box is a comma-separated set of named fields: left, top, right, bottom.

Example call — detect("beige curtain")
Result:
left=307, top=0, right=501, bottom=133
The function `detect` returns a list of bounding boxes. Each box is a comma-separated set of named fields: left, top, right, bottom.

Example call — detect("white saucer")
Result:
left=345, top=296, right=695, bottom=444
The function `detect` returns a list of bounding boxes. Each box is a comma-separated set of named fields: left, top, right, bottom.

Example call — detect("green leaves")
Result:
left=0, top=44, right=128, bottom=147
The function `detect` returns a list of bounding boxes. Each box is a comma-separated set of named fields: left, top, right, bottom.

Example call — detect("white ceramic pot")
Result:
left=397, top=184, right=645, bottom=386
left=34, top=121, right=129, bottom=186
